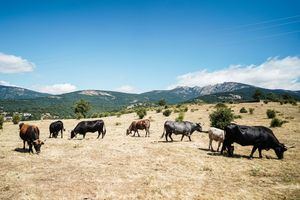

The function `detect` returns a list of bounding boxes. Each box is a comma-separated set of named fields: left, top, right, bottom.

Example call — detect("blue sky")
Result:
left=0, top=0, right=299, bottom=93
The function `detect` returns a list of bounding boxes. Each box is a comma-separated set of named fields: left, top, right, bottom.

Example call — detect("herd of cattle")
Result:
left=18, top=118, right=294, bottom=159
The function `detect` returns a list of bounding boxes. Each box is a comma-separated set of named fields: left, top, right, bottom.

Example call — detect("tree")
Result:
left=0, top=115, right=3, bottom=130
left=158, top=99, right=167, bottom=106
left=12, top=114, right=20, bottom=124
left=253, top=89, right=262, bottom=102
left=136, top=108, right=147, bottom=119
left=209, top=107, right=234, bottom=130
left=74, top=99, right=91, bottom=118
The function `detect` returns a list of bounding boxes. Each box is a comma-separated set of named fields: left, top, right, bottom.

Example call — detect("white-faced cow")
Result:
left=207, top=127, right=225, bottom=152
left=161, top=121, right=202, bottom=142
left=221, top=124, right=295, bottom=159
left=71, top=120, right=106, bottom=139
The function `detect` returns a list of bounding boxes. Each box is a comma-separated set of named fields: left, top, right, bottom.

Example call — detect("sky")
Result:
left=0, top=0, right=299, bottom=94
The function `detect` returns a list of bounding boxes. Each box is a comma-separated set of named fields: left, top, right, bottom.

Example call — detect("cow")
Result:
left=161, top=121, right=202, bottom=142
left=71, top=120, right=106, bottom=139
left=19, top=123, right=44, bottom=154
left=221, top=124, right=294, bottom=159
left=207, top=127, right=225, bottom=152
left=49, top=120, right=65, bottom=138
left=126, top=119, right=150, bottom=137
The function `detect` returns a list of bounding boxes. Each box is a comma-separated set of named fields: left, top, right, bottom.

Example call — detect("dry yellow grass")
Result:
left=0, top=102, right=299, bottom=199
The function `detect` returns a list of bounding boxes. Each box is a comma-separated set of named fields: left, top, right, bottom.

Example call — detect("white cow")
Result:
left=208, top=127, right=225, bottom=152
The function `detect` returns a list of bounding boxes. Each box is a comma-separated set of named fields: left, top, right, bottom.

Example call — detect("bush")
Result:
left=116, top=113, right=122, bottom=118
left=234, top=115, right=242, bottom=119
left=175, top=112, right=185, bottom=122
left=263, top=100, right=269, bottom=104
left=90, top=113, right=99, bottom=118
left=215, top=103, right=227, bottom=109
left=209, top=107, right=234, bottom=130
left=156, top=108, right=162, bottom=113
left=249, top=108, right=254, bottom=114
left=76, top=113, right=84, bottom=120
left=0, top=115, right=3, bottom=130
left=163, top=109, right=172, bottom=117
left=12, top=114, right=20, bottom=124
left=240, top=107, right=248, bottom=113
left=270, top=118, right=288, bottom=127
left=136, top=108, right=147, bottom=119
left=115, top=122, right=121, bottom=126
left=266, top=109, right=276, bottom=119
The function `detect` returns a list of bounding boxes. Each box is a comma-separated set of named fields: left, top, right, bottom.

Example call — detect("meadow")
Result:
left=0, top=102, right=299, bottom=200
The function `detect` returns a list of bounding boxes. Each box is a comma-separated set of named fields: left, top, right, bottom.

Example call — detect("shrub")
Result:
left=0, top=115, right=3, bottom=130
left=182, top=106, right=188, bottom=112
left=116, top=113, right=122, bottom=118
left=12, top=114, right=20, bottom=124
left=158, top=99, right=166, bottom=106
left=266, top=109, right=276, bottom=119
left=76, top=113, right=84, bottom=120
left=175, top=112, right=185, bottom=122
left=234, top=115, right=242, bottom=119
left=249, top=108, right=254, bottom=114
left=90, top=113, right=99, bottom=118
left=270, top=118, right=288, bottom=127
left=263, top=100, right=269, bottom=104
left=209, top=107, right=234, bottom=130
left=163, top=109, right=172, bottom=117
left=215, top=103, right=227, bottom=109
left=136, top=108, right=147, bottom=119
left=191, top=108, right=198, bottom=112
left=240, top=107, right=248, bottom=113
left=156, top=108, right=162, bottom=113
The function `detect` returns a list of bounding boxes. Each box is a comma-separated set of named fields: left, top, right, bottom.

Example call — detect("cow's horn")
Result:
left=286, top=144, right=296, bottom=149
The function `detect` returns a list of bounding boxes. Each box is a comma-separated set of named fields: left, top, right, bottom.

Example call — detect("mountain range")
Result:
left=0, top=82, right=299, bottom=119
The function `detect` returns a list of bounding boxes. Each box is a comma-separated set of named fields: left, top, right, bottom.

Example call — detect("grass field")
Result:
left=0, top=102, right=299, bottom=200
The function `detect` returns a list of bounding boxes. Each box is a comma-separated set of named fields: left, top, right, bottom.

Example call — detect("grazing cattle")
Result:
left=207, top=127, right=225, bottom=152
left=161, top=121, right=202, bottom=142
left=126, top=119, right=151, bottom=137
left=19, top=123, right=44, bottom=154
left=221, top=124, right=294, bottom=159
left=49, top=120, right=65, bottom=138
left=71, top=120, right=106, bottom=139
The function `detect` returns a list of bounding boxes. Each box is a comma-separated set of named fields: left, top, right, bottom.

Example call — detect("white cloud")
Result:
left=36, top=83, right=77, bottom=94
left=0, top=52, right=35, bottom=73
left=115, top=85, right=137, bottom=93
left=168, top=56, right=300, bottom=90
left=0, top=80, right=16, bottom=86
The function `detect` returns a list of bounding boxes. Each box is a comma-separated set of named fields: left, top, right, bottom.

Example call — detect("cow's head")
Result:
left=126, top=129, right=131, bottom=136
left=195, top=123, right=203, bottom=132
left=70, top=130, right=76, bottom=139
left=274, top=143, right=289, bottom=159
left=19, top=123, right=24, bottom=130
left=33, top=139, right=44, bottom=154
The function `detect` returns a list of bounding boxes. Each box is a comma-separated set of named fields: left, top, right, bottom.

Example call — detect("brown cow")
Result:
left=126, top=119, right=150, bottom=137
left=19, top=123, right=44, bottom=154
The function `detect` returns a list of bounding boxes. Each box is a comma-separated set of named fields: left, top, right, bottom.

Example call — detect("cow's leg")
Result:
left=61, top=129, right=63, bottom=138
left=23, top=140, right=26, bottom=150
left=210, top=139, right=214, bottom=151
left=28, top=142, right=33, bottom=154
left=137, top=130, right=140, bottom=137
left=188, top=136, right=192, bottom=142
left=49, top=132, right=52, bottom=138
left=147, top=128, right=150, bottom=137
left=83, top=133, right=86, bottom=139
left=180, top=134, right=185, bottom=141
left=97, top=131, right=101, bottom=139
left=101, top=130, right=106, bottom=139
left=217, top=141, right=221, bottom=152
left=169, top=133, right=173, bottom=142
left=165, top=132, right=169, bottom=142
left=249, top=146, right=258, bottom=159
left=258, top=148, right=263, bottom=158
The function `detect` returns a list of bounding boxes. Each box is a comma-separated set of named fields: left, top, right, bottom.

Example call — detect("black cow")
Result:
left=221, top=124, right=294, bottom=159
left=49, top=120, right=65, bottom=138
left=71, top=120, right=106, bottom=139
left=161, top=121, right=202, bottom=142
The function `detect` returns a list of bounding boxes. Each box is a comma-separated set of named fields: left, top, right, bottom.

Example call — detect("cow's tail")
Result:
left=160, top=127, right=166, bottom=139
left=103, top=124, right=106, bottom=136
